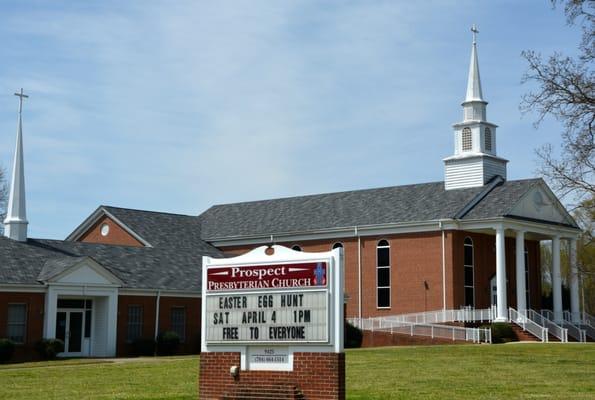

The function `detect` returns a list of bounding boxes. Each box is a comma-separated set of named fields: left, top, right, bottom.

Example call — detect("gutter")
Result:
left=154, top=290, right=161, bottom=340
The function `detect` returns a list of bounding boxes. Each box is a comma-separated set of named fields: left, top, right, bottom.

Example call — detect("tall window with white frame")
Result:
left=463, top=237, right=475, bottom=307
left=7, top=304, right=27, bottom=344
left=127, top=305, right=143, bottom=343
left=377, top=240, right=391, bottom=308
left=524, top=249, right=530, bottom=308
left=171, top=307, right=186, bottom=342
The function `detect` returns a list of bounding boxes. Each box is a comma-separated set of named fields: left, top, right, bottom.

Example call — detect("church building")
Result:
left=0, top=31, right=585, bottom=360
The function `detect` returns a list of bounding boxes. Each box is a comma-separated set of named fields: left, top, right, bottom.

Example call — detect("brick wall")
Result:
left=225, top=230, right=543, bottom=320
left=361, top=329, right=469, bottom=347
left=224, top=232, right=449, bottom=319
left=78, top=215, right=144, bottom=247
left=116, top=295, right=201, bottom=356
left=199, top=351, right=345, bottom=400
left=0, top=292, right=45, bottom=362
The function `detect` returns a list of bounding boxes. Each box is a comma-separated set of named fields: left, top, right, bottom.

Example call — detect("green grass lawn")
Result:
left=0, top=344, right=593, bottom=399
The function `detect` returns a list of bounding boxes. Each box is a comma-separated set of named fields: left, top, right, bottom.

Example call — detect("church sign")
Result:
left=200, top=245, right=345, bottom=399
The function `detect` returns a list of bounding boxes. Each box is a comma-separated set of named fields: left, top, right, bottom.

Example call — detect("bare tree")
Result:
left=521, top=0, right=595, bottom=211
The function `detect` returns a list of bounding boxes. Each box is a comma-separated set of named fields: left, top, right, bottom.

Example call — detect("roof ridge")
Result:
left=207, top=180, right=447, bottom=209
left=102, top=205, right=197, bottom=218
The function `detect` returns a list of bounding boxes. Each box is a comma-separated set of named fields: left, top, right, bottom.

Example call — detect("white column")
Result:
left=495, top=226, right=508, bottom=321
left=569, top=238, right=580, bottom=323
left=106, top=292, right=119, bottom=357
left=515, top=230, right=526, bottom=315
left=552, top=236, right=563, bottom=323
left=43, top=288, right=58, bottom=339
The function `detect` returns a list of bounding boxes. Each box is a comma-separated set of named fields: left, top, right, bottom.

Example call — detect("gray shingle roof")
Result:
left=0, top=236, right=223, bottom=290
left=101, top=206, right=219, bottom=252
left=198, top=179, right=549, bottom=239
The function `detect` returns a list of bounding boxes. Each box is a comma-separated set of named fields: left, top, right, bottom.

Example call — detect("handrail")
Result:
left=509, top=308, right=548, bottom=342
left=560, top=320, right=587, bottom=342
left=346, top=317, right=491, bottom=344
left=529, top=310, right=567, bottom=342
left=380, top=307, right=495, bottom=325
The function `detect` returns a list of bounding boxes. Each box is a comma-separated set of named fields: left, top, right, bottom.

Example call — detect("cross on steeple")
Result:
left=471, top=24, right=479, bottom=45
left=14, top=88, right=28, bottom=114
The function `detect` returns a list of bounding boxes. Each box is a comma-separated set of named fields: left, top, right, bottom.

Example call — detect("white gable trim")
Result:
left=66, top=207, right=152, bottom=247
left=507, top=180, right=577, bottom=227
left=43, top=257, right=124, bottom=287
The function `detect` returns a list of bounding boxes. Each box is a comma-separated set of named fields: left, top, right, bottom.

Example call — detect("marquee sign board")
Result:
left=201, top=245, right=344, bottom=371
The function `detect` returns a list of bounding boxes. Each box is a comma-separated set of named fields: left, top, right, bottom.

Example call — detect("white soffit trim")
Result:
left=209, top=220, right=456, bottom=247
left=459, top=217, right=580, bottom=238
left=66, top=207, right=152, bottom=247
left=119, top=289, right=201, bottom=298
left=0, top=284, right=47, bottom=293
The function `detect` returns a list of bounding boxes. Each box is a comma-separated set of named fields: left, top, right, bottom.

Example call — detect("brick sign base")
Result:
left=199, top=352, right=345, bottom=400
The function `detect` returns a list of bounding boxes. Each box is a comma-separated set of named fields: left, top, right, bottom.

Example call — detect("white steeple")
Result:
left=443, top=26, right=508, bottom=190
left=4, top=88, right=29, bottom=241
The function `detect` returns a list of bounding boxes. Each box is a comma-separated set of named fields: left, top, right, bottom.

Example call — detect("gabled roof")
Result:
left=198, top=178, right=577, bottom=240
left=0, top=236, right=223, bottom=291
left=67, top=205, right=220, bottom=254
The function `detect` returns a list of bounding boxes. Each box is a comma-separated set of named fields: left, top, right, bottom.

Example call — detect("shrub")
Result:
left=156, top=331, right=180, bottom=356
left=484, top=323, right=515, bottom=344
left=0, top=339, right=15, bottom=363
left=34, top=338, right=64, bottom=360
left=345, top=321, right=363, bottom=348
left=132, top=337, right=156, bottom=356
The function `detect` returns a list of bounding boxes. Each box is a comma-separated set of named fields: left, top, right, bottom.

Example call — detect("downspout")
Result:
left=440, top=221, right=446, bottom=310
left=355, top=226, right=362, bottom=321
left=154, top=290, right=161, bottom=340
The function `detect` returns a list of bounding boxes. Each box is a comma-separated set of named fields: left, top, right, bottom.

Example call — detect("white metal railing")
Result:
left=347, top=317, right=491, bottom=344
left=561, top=320, right=587, bottom=342
left=528, top=310, right=567, bottom=342
left=380, top=307, right=495, bottom=325
left=509, top=308, right=548, bottom=342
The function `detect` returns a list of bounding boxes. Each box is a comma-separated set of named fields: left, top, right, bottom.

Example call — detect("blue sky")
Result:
left=0, top=1, right=582, bottom=239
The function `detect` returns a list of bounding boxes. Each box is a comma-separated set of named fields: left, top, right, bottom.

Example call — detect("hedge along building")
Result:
left=0, top=29, right=583, bottom=360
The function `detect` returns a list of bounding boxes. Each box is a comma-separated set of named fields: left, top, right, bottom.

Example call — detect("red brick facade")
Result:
left=78, top=215, right=144, bottom=247
left=224, top=230, right=542, bottom=319
left=199, top=352, right=345, bottom=400
left=0, top=292, right=45, bottom=361
left=116, top=295, right=201, bottom=356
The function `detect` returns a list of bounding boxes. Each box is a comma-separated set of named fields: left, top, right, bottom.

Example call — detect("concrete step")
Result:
left=510, top=324, right=540, bottom=342
left=221, top=384, right=304, bottom=400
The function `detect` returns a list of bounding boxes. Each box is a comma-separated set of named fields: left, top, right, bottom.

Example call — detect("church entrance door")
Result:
left=56, top=310, right=84, bottom=355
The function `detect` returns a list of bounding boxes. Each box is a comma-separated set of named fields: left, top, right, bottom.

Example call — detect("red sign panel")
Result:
left=207, top=262, right=328, bottom=292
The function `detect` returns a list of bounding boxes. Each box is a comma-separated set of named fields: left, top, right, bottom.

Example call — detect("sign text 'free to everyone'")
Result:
left=205, top=262, right=329, bottom=344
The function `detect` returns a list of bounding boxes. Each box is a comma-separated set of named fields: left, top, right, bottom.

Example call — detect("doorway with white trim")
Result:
left=55, top=299, right=93, bottom=356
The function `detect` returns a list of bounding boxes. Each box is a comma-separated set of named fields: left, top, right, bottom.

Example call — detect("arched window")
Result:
left=462, top=128, right=472, bottom=151
left=377, top=240, right=391, bottom=308
left=291, top=245, right=302, bottom=252
left=332, top=242, right=343, bottom=250
left=463, top=237, right=474, bottom=307
left=484, top=127, right=492, bottom=151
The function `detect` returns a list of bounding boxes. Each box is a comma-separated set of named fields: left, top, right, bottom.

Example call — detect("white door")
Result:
left=490, top=276, right=497, bottom=307
left=56, top=310, right=85, bottom=356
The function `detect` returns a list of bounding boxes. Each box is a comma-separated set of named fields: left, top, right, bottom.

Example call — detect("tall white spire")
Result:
left=443, top=26, right=508, bottom=190
left=4, top=88, right=29, bottom=241
left=465, top=24, right=484, bottom=103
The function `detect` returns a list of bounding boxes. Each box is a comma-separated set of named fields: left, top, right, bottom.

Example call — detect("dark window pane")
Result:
left=464, top=287, right=474, bottom=307
left=332, top=243, right=343, bottom=249
left=377, top=247, right=390, bottom=267
left=464, top=266, right=474, bottom=286
left=464, top=245, right=473, bottom=266
left=378, top=239, right=389, bottom=247
left=377, top=267, right=390, bottom=287
left=292, top=245, right=302, bottom=252
left=7, top=304, right=27, bottom=343
left=85, top=309, right=92, bottom=338
left=85, top=300, right=93, bottom=309
left=171, top=307, right=186, bottom=342
left=58, top=299, right=85, bottom=309
left=127, top=305, right=143, bottom=343
left=377, top=288, right=390, bottom=308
